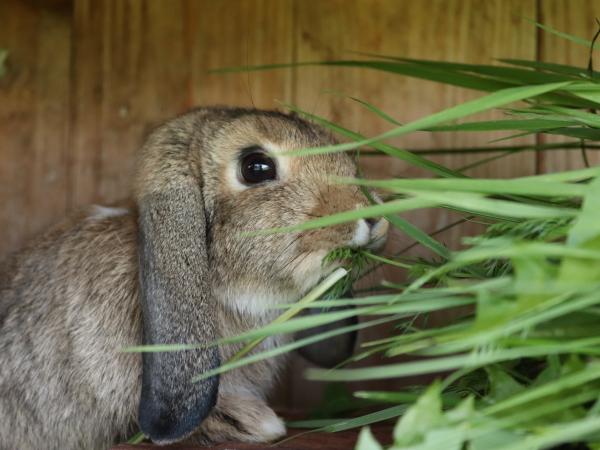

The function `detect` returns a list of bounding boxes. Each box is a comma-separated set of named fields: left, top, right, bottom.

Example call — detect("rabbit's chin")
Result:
left=216, top=250, right=337, bottom=317
left=290, top=249, right=338, bottom=294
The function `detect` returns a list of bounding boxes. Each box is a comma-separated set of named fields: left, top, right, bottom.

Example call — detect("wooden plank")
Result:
left=112, top=424, right=393, bottom=449
left=69, top=0, right=105, bottom=208
left=188, top=0, right=295, bottom=109
left=291, top=0, right=537, bottom=409
left=98, top=0, right=190, bottom=203
left=0, top=0, right=72, bottom=256
left=293, top=0, right=537, bottom=176
left=70, top=0, right=191, bottom=207
left=538, top=0, right=600, bottom=172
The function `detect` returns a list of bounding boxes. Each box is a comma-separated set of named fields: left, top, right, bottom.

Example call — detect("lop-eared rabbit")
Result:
left=0, top=108, right=388, bottom=449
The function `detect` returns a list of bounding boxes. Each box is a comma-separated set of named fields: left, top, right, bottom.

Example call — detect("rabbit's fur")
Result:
left=0, top=108, right=387, bottom=449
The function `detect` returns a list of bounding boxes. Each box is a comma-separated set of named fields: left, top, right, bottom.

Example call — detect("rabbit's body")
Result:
left=0, top=108, right=388, bottom=449
left=0, top=208, right=288, bottom=450
left=0, top=211, right=142, bottom=450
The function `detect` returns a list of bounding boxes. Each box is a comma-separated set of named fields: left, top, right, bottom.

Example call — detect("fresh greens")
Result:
left=216, top=22, right=600, bottom=450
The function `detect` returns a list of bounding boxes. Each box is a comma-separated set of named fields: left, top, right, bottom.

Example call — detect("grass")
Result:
left=206, top=21, right=600, bottom=450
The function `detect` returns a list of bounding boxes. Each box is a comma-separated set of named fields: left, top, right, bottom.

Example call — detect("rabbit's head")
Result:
left=134, top=108, right=388, bottom=444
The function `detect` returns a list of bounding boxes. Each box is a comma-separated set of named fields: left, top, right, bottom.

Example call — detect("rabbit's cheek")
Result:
left=298, top=223, right=357, bottom=254
left=215, top=286, right=298, bottom=317
left=291, top=249, right=329, bottom=292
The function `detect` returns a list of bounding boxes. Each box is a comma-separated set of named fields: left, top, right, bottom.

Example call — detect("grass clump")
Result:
left=215, top=21, right=600, bottom=450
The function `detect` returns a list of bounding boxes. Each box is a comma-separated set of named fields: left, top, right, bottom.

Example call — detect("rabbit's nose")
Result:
left=365, top=217, right=379, bottom=228
left=365, top=216, right=389, bottom=251
left=349, top=217, right=389, bottom=250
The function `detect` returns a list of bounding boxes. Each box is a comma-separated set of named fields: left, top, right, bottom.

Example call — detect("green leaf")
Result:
left=192, top=315, right=399, bottom=382
left=395, top=57, right=573, bottom=84
left=428, top=118, right=576, bottom=132
left=246, top=197, right=438, bottom=234
left=282, top=103, right=463, bottom=178
left=316, top=405, right=408, bottom=433
left=529, top=18, right=596, bottom=48
left=306, top=338, right=600, bottom=382
left=486, top=366, right=526, bottom=404
left=217, top=59, right=514, bottom=91
left=355, top=427, right=384, bottom=450
left=125, top=432, right=145, bottom=444
left=343, top=177, right=588, bottom=198
left=384, top=214, right=451, bottom=259
left=564, top=82, right=600, bottom=105
left=568, top=177, right=600, bottom=247
left=500, top=58, right=591, bottom=78
left=393, top=382, right=443, bottom=446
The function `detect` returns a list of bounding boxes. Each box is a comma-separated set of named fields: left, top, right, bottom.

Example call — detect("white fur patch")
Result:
left=350, top=219, right=370, bottom=248
left=218, top=287, right=299, bottom=317
left=88, top=205, right=129, bottom=220
left=291, top=250, right=328, bottom=293
left=367, top=217, right=389, bottom=250
left=258, top=413, right=286, bottom=440
left=219, top=251, right=331, bottom=317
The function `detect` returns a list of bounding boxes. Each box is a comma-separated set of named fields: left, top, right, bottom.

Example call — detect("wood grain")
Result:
left=0, top=0, right=72, bottom=256
left=188, top=0, right=295, bottom=108
left=0, top=0, right=598, bottom=411
left=70, top=0, right=191, bottom=207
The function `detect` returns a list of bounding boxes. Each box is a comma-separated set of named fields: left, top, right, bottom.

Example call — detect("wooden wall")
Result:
left=1, top=0, right=599, bottom=409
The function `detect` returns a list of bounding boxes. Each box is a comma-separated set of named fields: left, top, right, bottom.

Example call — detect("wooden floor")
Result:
left=113, top=425, right=392, bottom=450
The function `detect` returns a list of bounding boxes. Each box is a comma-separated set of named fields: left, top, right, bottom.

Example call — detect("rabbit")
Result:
left=0, top=107, right=389, bottom=450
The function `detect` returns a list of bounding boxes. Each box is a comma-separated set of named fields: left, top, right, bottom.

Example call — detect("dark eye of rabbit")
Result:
left=239, top=149, right=277, bottom=184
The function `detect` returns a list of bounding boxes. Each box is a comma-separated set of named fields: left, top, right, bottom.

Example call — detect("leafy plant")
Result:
left=207, top=21, right=600, bottom=450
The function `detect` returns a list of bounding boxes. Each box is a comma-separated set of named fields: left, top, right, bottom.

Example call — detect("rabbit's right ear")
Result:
left=134, top=117, right=220, bottom=444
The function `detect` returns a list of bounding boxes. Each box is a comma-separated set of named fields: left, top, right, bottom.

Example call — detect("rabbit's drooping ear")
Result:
left=134, top=116, right=220, bottom=444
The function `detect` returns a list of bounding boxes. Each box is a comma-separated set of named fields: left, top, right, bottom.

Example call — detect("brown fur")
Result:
left=0, top=107, right=387, bottom=449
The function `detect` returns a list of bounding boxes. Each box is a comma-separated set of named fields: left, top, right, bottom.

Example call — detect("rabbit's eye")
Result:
left=239, top=150, right=277, bottom=184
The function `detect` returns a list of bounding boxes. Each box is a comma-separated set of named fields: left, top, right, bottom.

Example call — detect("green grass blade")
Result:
left=281, top=103, right=463, bottom=178
left=283, top=82, right=573, bottom=157
left=342, top=177, right=588, bottom=198
left=306, top=338, right=600, bottom=382
left=429, top=118, right=577, bottom=132
left=246, top=197, right=438, bottom=234
left=499, top=58, right=591, bottom=78
left=528, top=18, right=595, bottom=48
left=193, top=315, right=400, bottom=382
left=383, top=214, right=451, bottom=259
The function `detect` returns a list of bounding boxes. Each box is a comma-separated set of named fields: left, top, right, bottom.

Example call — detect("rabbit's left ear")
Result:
left=134, top=118, right=220, bottom=444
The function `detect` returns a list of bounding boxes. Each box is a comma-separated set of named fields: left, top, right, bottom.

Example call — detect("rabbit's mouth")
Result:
left=365, top=219, right=389, bottom=252
left=290, top=218, right=389, bottom=294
